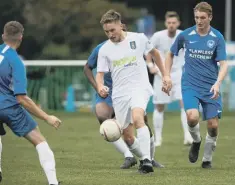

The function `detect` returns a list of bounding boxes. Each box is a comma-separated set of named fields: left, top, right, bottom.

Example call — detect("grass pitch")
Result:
left=2, top=112, right=235, bottom=185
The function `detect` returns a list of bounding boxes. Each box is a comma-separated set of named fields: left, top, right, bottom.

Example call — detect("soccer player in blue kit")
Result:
left=163, top=2, right=228, bottom=168
left=0, top=21, right=61, bottom=185
left=84, top=32, right=164, bottom=169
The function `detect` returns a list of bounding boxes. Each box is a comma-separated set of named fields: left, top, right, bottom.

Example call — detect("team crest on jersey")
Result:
left=130, top=41, right=136, bottom=49
left=207, top=40, right=215, bottom=48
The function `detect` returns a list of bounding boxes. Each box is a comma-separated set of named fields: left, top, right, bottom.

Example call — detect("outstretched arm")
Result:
left=83, top=63, right=97, bottom=92
left=12, top=56, right=61, bottom=129
left=96, top=72, right=108, bottom=98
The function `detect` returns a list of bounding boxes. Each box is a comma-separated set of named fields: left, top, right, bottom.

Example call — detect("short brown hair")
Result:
left=100, top=9, right=121, bottom=25
left=165, top=11, right=180, bottom=21
left=3, top=21, right=24, bottom=42
left=194, top=2, right=212, bottom=16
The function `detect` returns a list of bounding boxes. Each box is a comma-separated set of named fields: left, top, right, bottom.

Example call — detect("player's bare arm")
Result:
left=145, top=53, right=158, bottom=75
left=150, top=48, right=165, bottom=76
left=84, top=63, right=97, bottom=91
left=96, top=72, right=108, bottom=98
left=210, top=60, right=228, bottom=99
left=16, top=95, right=61, bottom=129
left=162, top=51, right=174, bottom=94
left=150, top=48, right=171, bottom=95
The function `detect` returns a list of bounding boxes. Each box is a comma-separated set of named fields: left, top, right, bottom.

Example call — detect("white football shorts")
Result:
left=113, top=90, right=151, bottom=130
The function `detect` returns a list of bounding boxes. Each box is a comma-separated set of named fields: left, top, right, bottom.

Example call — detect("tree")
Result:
left=21, top=0, right=140, bottom=59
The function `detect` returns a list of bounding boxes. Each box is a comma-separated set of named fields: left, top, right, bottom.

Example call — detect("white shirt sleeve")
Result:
left=140, top=33, right=154, bottom=56
left=150, top=32, right=160, bottom=48
left=97, top=48, right=110, bottom=73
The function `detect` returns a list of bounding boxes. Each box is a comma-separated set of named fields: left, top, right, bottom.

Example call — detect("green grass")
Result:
left=2, top=112, right=235, bottom=185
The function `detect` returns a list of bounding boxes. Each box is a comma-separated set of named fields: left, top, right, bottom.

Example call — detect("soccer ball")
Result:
left=99, top=119, right=122, bottom=142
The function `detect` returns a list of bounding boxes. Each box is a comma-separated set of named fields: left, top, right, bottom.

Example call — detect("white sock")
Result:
left=129, top=138, right=142, bottom=158
left=188, top=123, right=201, bottom=143
left=181, top=109, right=191, bottom=139
left=112, top=137, right=133, bottom=158
left=137, top=126, right=151, bottom=160
left=36, top=141, right=58, bottom=185
left=150, top=136, right=155, bottom=160
left=202, top=133, right=217, bottom=162
left=153, top=109, right=164, bottom=142
left=0, top=137, right=2, bottom=172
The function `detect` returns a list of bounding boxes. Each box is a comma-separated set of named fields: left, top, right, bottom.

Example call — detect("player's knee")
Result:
left=96, top=112, right=112, bottom=124
left=97, top=116, right=109, bottom=124
left=186, top=111, right=199, bottom=126
left=207, top=118, right=218, bottom=128
left=25, top=128, right=46, bottom=146
left=133, top=115, right=145, bottom=128
left=156, top=104, right=165, bottom=112
left=96, top=111, right=113, bottom=124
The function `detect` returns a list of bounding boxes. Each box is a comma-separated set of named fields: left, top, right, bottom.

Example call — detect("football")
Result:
left=99, top=119, right=122, bottom=142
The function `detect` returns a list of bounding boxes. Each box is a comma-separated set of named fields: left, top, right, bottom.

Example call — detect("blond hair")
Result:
left=100, top=9, right=121, bottom=25
left=3, top=21, right=24, bottom=42
left=194, top=2, right=212, bottom=16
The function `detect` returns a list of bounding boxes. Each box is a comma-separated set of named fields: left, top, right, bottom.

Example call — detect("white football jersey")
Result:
left=97, top=32, right=153, bottom=99
left=150, top=29, right=184, bottom=73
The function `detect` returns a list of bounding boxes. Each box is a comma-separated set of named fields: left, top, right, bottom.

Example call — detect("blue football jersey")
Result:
left=171, top=26, right=227, bottom=93
left=0, top=44, right=27, bottom=110
left=87, top=41, right=112, bottom=89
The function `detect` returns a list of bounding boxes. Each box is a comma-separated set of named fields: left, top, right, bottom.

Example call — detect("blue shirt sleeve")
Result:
left=170, top=32, right=185, bottom=56
left=87, top=46, right=99, bottom=69
left=215, top=34, right=227, bottom=61
left=10, top=54, right=27, bottom=95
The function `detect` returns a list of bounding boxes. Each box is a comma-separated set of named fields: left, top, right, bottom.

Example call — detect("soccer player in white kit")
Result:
left=96, top=10, right=165, bottom=173
left=146, top=11, right=193, bottom=146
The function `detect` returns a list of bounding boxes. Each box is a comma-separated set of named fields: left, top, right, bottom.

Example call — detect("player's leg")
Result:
left=113, top=97, right=153, bottom=173
left=187, top=108, right=202, bottom=163
left=113, top=100, right=142, bottom=170
left=122, top=124, right=142, bottom=158
left=152, top=75, right=168, bottom=147
left=144, top=115, right=164, bottom=168
left=132, top=108, right=153, bottom=173
left=171, top=74, right=193, bottom=145
left=95, top=96, right=136, bottom=169
left=183, top=89, right=202, bottom=163
left=0, top=122, right=5, bottom=182
left=153, top=104, right=165, bottom=147
left=201, top=97, right=222, bottom=168
left=201, top=117, right=218, bottom=168
left=25, top=128, right=59, bottom=185
left=123, top=116, right=150, bottom=173
left=179, top=100, right=193, bottom=145
left=131, top=90, right=156, bottom=172
left=2, top=106, right=59, bottom=185
left=144, top=116, right=154, bottom=160
left=95, top=98, right=114, bottom=124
